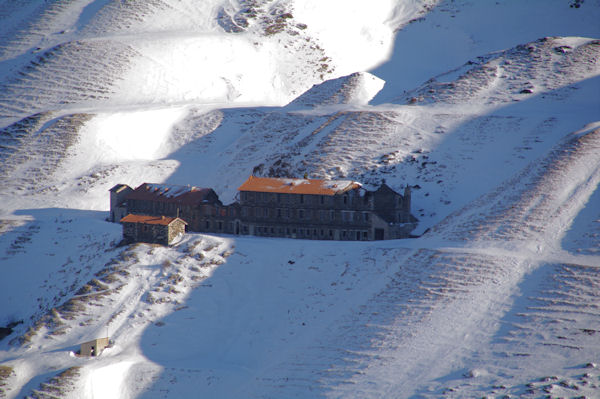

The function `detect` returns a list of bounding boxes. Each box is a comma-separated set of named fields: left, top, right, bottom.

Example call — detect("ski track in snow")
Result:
left=0, top=0, right=599, bottom=398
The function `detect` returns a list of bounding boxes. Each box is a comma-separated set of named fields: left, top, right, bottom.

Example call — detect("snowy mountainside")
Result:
left=157, top=36, right=600, bottom=229
left=0, top=1, right=599, bottom=398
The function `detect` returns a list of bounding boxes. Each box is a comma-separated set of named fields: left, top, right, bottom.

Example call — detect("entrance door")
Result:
left=374, top=228, right=384, bottom=240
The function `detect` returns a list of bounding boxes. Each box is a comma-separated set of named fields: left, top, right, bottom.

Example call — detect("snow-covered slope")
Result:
left=0, top=1, right=599, bottom=398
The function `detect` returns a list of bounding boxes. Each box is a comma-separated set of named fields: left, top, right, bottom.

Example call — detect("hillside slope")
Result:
left=0, top=1, right=599, bottom=398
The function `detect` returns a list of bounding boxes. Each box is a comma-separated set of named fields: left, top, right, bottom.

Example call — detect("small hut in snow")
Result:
left=80, top=337, right=109, bottom=357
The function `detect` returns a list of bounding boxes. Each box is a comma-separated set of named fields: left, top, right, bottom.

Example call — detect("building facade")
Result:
left=109, top=184, right=133, bottom=223
left=80, top=337, right=109, bottom=357
left=236, top=176, right=416, bottom=240
left=110, top=177, right=417, bottom=241
left=121, top=214, right=187, bottom=245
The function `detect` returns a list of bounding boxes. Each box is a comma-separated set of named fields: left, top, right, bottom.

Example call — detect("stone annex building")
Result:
left=121, top=214, right=187, bottom=245
left=110, top=176, right=417, bottom=242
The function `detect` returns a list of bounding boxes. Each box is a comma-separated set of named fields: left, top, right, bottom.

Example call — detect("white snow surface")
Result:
left=1, top=0, right=600, bottom=398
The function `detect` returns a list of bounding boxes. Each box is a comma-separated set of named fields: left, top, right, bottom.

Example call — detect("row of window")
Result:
left=253, top=225, right=369, bottom=241
left=204, top=220, right=226, bottom=230
left=241, top=207, right=371, bottom=223
left=240, top=192, right=370, bottom=206
left=194, top=219, right=371, bottom=240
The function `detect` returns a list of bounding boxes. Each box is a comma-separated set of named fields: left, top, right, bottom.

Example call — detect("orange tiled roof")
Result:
left=237, top=176, right=361, bottom=196
left=120, top=214, right=186, bottom=226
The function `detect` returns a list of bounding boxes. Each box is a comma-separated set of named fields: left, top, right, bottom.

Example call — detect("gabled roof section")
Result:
left=120, top=214, right=187, bottom=226
left=374, top=183, right=401, bottom=196
left=109, top=184, right=131, bottom=193
left=238, top=176, right=362, bottom=196
left=126, top=183, right=220, bottom=206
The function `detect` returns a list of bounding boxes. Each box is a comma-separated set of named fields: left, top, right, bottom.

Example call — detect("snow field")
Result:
left=0, top=229, right=232, bottom=398
left=0, top=0, right=599, bottom=398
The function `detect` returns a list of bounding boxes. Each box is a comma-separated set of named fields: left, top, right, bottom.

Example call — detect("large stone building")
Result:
left=124, top=183, right=231, bottom=233
left=236, top=176, right=416, bottom=240
left=110, top=177, right=417, bottom=241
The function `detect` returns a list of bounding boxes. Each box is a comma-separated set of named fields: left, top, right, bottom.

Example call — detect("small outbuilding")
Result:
left=80, top=337, right=109, bottom=357
left=120, top=214, right=187, bottom=245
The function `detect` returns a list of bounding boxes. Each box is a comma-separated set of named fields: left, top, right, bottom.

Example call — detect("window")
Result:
left=329, top=230, right=334, bottom=237
left=319, top=210, right=326, bottom=221
left=330, top=210, right=335, bottom=221
left=277, top=208, right=282, bottom=218
left=343, top=195, right=348, bottom=205
left=277, top=193, right=282, bottom=203
left=286, top=208, right=291, bottom=218
left=356, top=231, right=361, bottom=240
left=299, top=209, right=304, bottom=219
left=218, top=221, right=223, bottom=230
left=342, top=231, right=347, bottom=238
left=362, top=231, right=368, bottom=240
left=205, top=220, right=210, bottom=229
left=320, top=229, right=324, bottom=236
left=342, top=211, right=352, bottom=222
left=363, top=212, right=370, bottom=221
left=300, top=194, right=304, bottom=204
